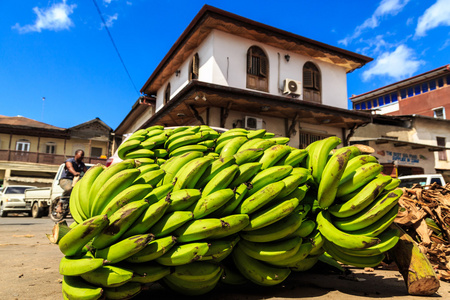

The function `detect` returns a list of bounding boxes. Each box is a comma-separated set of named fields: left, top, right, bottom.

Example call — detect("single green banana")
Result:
left=247, top=129, right=267, bottom=139
left=239, top=236, right=302, bottom=262
left=235, top=181, right=285, bottom=215
left=275, top=148, right=308, bottom=167
left=286, top=219, right=316, bottom=239
left=125, top=235, right=177, bottom=263
left=102, top=282, right=142, bottom=300
left=161, top=151, right=204, bottom=185
left=316, top=147, right=353, bottom=209
left=220, top=136, right=248, bottom=157
left=239, top=209, right=304, bottom=242
left=173, top=156, right=214, bottom=191
left=323, top=239, right=385, bottom=268
left=166, top=189, right=202, bottom=213
left=80, top=265, right=134, bottom=288
left=124, top=148, right=155, bottom=159
left=209, top=183, right=249, bottom=217
left=137, top=163, right=160, bottom=174
left=69, top=179, right=85, bottom=224
left=191, top=188, right=235, bottom=219
left=121, top=197, right=171, bottom=238
left=59, top=214, right=109, bottom=257
left=59, top=254, right=105, bottom=276
left=335, top=228, right=400, bottom=257
left=139, top=139, right=156, bottom=150
left=164, top=129, right=197, bottom=148
left=341, top=154, right=379, bottom=182
left=90, top=168, right=141, bottom=217
left=311, top=137, right=342, bottom=183
left=162, top=267, right=222, bottom=296
left=316, top=210, right=380, bottom=250
left=100, top=183, right=153, bottom=217
left=169, top=144, right=208, bottom=157
left=195, top=155, right=236, bottom=188
left=329, top=174, right=393, bottom=218
left=95, top=233, right=154, bottom=264
left=209, top=214, right=250, bottom=239
left=236, top=138, right=264, bottom=153
left=351, top=204, right=399, bottom=237
left=117, top=139, right=141, bottom=160
left=304, top=139, right=322, bottom=172
left=384, top=178, right=401, bottom=191
left=62, top=275, right=103, bottom=300
left=243, top=196, right=300, bottom=231
left=126, top=262, right=171, bottom=283
left=142, top=131, right=167, bottom=147
left=144, top=128, right=164, bottom=138
left=144, top=183, right=173, bottom=205
left=248, top=165, right=293, bottom=196
left=156, top=242, right=210, bottom=266
left=258, top=144, right=291, bottom=170
left=228, top=162, right=262, bottom=188
left=170, top=261, right=222, bottom=282
left=333, top=189, right=402, bottom=232
left=233, top=148, right=265, bottom=165
left=132, top=168, right=165, bottom=186
left=88, top=159, right=138, bottom=214
left=153, top=148, right=169, bottom=158
left=251, top=139, right=278, bottom=152
left=215, top=131, right=248, bottom=147
left=174, top=218, right=225, bottom=243
left=92, top=200, right=149, bottom=249
left=77, top=164, right=105, bottom=219
left=197, top=139, right=215, bottom=148
left=263, top=132, right=276, bottom=139
left=167, top=132, right=204, bottom=152
left=150, top=210, right=194, bottom=238
left=336, top=162, right=383, bottom=197
left=273, top=172, right=309, bottom=200
left=268, top=241, right=313, bottom=267
left=289, top=254, right=320, bottom=272
left=199, top=235, right=240, bottom=262
left=201, top=165, right=239, bottom=197
left=232, top=245, right=291, bottom=286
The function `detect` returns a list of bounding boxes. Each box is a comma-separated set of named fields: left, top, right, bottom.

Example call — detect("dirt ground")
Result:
left=1, top=215, right=449, bottom=300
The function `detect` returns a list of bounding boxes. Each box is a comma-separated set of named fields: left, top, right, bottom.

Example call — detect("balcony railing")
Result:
left=0, top=150, right=106, bottom=165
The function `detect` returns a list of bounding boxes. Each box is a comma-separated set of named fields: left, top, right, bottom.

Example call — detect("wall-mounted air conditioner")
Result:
left=283, top=78, right=302, bottom=96
left=244, top=116, right=263, bottom=130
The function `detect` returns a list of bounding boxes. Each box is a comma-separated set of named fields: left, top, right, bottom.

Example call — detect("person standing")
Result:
left=59, top=149, right=87, bottom=197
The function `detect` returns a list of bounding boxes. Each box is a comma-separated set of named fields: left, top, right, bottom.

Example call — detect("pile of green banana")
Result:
left=55, top=126, right=403, bottom=299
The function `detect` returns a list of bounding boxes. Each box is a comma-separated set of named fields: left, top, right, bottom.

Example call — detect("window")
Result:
left=438, top=77, right=444, bottom=87
left=384, top=94, right=391, bottom=104
left=437, top=137, right=447, bottom=161
left=372, top=98, right=378, bottom=108
left=246, top=46, right=268, bottom=92
left=407, top=87, right=414, bottom=97
left=303, top=62, right=321, bottom=103
left=361, top=102, right=366, bottom=110
left=45, top=142, right=56, bottom=154
left=16, top=139, right=30, bottom=151
left=422, top=82, right=429, bottom=93
left=447, top=75, right=450, bottom=85
left=367, top=100, right=372, bottom=109
left=391, top=93, right=398, bottom=103
left=414, top=85, right=421, bottom=95
left=434, top=107, right=445, bottom=119
left=164, top=83, right=171, bottom=105
left=299, top=132, right=329, bottom=149
left=91, top=147, right=102, bottom=157
left=429, top=80, right=436, bottom=91
left=378, top=96, right=384, bottom=106
left=355, top=103, right=361, bottom=110
left=189, top=53, right=199, bottom=81
left=400, top=89, right=407, bottom=99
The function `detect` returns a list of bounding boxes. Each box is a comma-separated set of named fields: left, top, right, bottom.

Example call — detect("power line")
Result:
left=92, top=0, right=140, bottom=95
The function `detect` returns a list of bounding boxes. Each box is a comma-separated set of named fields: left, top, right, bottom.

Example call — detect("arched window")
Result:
left=16, top=139, right=30, bottom=151
left=303, top=62, right=321, bottom=103
left=246, top=46, right=268, bottom=92
left=189, top=53, right=199, bottom=81
left=164, top=83, right=171, bottom=105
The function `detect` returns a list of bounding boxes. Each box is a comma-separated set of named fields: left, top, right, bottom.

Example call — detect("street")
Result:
left=1, top=214, right=449, bottom=300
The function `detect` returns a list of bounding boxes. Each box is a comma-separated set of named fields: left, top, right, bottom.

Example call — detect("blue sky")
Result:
left=1, top=0, right=449, bottom=130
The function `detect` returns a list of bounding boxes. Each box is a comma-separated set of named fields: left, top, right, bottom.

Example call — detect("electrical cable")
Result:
left=92, top=0, right=140, bottom=95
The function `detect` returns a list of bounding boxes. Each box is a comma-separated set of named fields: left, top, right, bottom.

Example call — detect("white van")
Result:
left=398, top=174, right=446, bottom=189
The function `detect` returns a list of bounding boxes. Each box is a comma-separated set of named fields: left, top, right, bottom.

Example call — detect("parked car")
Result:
left=0, top=185, right=38, bottom=217
left=398, top=174, right=446, bottom=189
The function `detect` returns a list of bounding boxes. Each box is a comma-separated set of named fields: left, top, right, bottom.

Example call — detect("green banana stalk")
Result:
left=59, top=214, right=109, bottom=257
left=125, top=235, right=177, bottom=263
left=62, top=275, right=103, bottom=300
left=231, top=245, right=291, bottom=286
left=156, top=242, right=210, bottom=266
left=80, top=265, right=134, bottom=288
left=95, top=233, right=154, bottom=264
left=220, top=136, right=248, bottom=157
left=92, top=200, right=149, bottom=249
left=316, top=147, right=353, bottom=209
left=150, top=210, right=194, bottom=238
left=192, top=188, right=235, bottom=219
left=59, top=254, right=105, bottom=276
left=316, top=210, right=380, bottom=250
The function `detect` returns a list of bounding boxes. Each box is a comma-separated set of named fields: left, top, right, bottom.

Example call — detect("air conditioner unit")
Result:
left=283, top=78, right=302, bottom=95
left=244, top=116, right=263, bottom=130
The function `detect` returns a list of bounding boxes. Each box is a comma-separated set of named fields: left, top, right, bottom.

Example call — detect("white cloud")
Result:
left=362, top=45, right=424, bottom=81
left=12, top=1, right=76, bottom=33
left=339, top=0, right=409, bottom=46
left=415, top=0, right=450, bottom=37
left=101, top=13, right=119, bottom=28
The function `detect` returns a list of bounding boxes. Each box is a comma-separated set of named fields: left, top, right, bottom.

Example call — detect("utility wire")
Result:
left=92, top=0, right=140, bottom=95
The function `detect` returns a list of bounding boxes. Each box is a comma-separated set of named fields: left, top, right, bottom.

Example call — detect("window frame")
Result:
left=246, top=46, right=269, bottom=92
left=302, top=62, right=321, bottom=103
left=164, top=83, right=171, bottom=105
left=16, top=139, right=30, bottom=151
left=437, top=136, right=447, bottom=161
left=189, top=53, right=199, bottom=81
left=45, top=142, right=56, bottom=154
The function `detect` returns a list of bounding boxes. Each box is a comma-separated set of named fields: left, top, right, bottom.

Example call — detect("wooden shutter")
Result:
left=260, top=56, right=267, bottom=77
left=192, top=53, right=199, bottom=80
left=303, top=69, right=313, bottom=88
left=314, top=70, right=320, bottom=90
left=247, top=48, right=253, bottom=74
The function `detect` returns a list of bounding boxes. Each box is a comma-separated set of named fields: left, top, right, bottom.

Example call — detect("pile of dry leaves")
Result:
left=395, top=183, right=450, bottom=281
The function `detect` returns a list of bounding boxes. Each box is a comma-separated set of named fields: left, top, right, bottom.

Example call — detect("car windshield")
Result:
left=4, top=187, right=34, bottom=194
left=398, top=178, right=427, bottom=188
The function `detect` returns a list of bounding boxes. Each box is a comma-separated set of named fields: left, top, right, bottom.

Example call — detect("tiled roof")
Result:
left=0, top=115, right=65, bottom=131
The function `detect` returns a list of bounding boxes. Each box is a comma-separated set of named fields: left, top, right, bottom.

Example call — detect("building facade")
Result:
left=0, top=116, right=112, bottom=187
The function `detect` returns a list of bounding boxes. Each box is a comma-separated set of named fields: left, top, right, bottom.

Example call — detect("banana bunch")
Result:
left=52, top=125, right=405, bottom=299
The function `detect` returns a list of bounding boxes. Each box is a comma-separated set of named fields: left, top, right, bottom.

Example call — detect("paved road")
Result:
left=1, top=215, right=449, bottom=300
